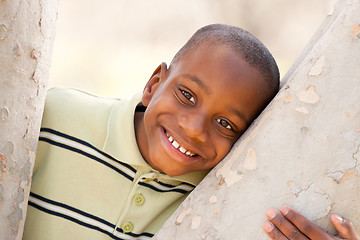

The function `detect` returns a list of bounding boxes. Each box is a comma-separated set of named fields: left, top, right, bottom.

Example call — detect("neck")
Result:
left=134, top=111, right=148, bottom=164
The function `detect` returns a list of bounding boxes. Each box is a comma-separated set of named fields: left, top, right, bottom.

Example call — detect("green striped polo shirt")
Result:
left=23, top=88, right=207, bottom=240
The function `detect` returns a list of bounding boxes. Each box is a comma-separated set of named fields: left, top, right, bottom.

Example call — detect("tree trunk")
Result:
left=0, top=0, right=57, bottom=239
left=153, top=0, right=360, bottom=239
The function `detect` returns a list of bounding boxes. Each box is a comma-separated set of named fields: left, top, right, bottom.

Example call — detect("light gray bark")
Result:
left=153, top=0, right=360, bottom=239
left=0, top=0, right=57, bottom=239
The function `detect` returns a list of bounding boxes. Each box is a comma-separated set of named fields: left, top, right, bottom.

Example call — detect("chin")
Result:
left=162, top=168, right=188, bottom=177
left=163, top=170, right=182, bottom=177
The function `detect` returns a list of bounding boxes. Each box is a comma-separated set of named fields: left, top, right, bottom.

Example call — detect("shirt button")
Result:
left=134, top=194, right=145, bottom=206
left=122, top=222, right=134, bottom=233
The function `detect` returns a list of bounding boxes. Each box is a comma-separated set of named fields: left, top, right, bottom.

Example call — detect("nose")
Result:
left=178, top=112, right=208, bottom=143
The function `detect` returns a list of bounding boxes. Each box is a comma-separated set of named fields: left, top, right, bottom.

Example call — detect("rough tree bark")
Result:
left=153, top=0, right=360, bottom=239
left=0, top=1, right=57, bottom=239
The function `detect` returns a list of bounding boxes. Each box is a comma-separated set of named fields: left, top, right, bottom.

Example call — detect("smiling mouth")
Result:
left=165, top=131, right=197, bottom=157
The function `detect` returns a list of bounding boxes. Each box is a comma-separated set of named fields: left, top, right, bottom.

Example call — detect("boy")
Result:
left=23, top=24, right=357, bottom=239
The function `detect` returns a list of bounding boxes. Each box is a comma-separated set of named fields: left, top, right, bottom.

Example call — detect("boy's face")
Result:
left=135, top=43, right=270, bottom=176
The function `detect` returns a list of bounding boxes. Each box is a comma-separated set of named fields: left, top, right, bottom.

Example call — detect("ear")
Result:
left=142, top=62, right=168, bottom=107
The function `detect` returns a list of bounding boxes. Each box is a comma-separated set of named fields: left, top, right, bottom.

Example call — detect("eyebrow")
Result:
left=228, top=107, right=249, bottom=126
left=181, top=74, right=211, bottom=94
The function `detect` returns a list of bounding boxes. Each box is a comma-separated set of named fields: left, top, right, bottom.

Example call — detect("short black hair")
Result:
left=171, top=24, right=280, bottom=98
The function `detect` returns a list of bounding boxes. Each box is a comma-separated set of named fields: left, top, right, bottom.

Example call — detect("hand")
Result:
left=262, top=206, right=359, bottom=240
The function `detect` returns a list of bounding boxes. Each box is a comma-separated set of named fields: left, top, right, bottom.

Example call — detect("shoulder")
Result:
left=43, top=87, right=118, bottom=118
left=41, top=87, right=120, bottom=141
left=45, top=87, right=117, bottom=109
left=35, top=88, right=121, bottom=171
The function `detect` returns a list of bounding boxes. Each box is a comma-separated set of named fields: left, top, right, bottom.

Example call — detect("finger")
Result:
left=263, top=221, right=288, bottom=240
left=331, top=214, right=360, bottom=240
left=266, top=208, right=309, bottom=240
left=280, top=206, right=331, bottom=240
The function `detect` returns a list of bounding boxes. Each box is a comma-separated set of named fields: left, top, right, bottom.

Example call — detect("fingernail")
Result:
left=263, top=221, right=274, bottom=232
left=334, top=214, right=344, bottom=222
left=280, top=206, right=290, bottom=215
left=266, top=208, right=277, bottom=219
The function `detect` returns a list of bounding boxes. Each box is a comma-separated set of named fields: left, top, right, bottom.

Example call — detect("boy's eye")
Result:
left=181, top=90, right=195, bottom=104
left=216, top=119, right=232, bottom=130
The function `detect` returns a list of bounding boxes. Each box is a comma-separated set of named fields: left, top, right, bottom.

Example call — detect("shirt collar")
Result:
left=104, top=92, right=146, bottom=167
left=164, top=170, right=209, bottom=186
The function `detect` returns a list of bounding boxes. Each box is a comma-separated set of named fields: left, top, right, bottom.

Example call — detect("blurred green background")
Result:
left=49, top=0, right=332, bottom=98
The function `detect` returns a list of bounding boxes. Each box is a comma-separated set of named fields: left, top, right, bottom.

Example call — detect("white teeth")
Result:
left=179, top=147, right=186, bottom=153
left=166, top=132, right=196, bottom=156
left=172, top=140, right=180, bottom=148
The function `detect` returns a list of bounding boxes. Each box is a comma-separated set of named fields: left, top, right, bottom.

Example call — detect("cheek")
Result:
left=143, top=111, right=152, bottom=134
left=211, top=139, right=234, bottom=164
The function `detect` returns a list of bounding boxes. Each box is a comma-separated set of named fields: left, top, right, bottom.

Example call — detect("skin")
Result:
left=134, top=43, right=270, bottom=176
left=134, top=41, right=359, bottom=238
left=263, top=206, right=359, bottom=240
